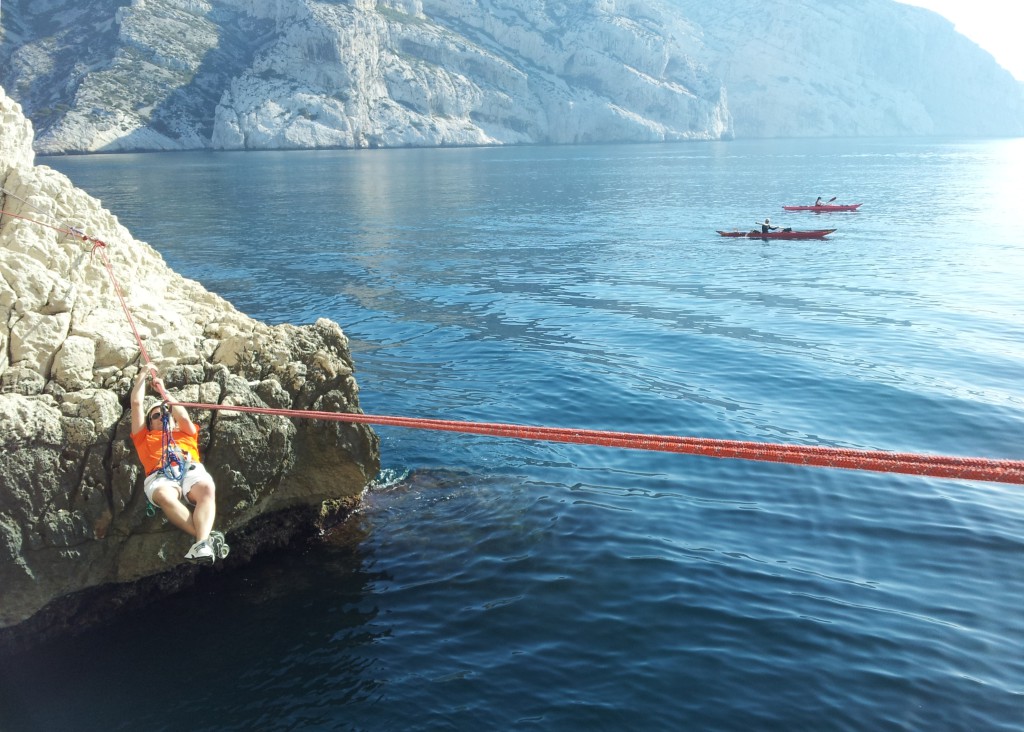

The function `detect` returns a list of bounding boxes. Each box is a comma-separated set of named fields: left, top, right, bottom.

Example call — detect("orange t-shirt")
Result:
left=131, top=426, right=201, bottom=475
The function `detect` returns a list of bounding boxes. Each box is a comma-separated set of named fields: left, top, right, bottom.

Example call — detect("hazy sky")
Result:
left=898, top=0, right=1024, bottom=80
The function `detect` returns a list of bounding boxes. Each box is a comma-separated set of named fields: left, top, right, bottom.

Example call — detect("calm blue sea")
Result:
left=3, top=138, right=1024, bottom=731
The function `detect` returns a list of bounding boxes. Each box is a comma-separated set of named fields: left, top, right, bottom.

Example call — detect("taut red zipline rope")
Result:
left=171, top=401, right=1024, bottom=486
left=4, top=206, right=1023, bottom=485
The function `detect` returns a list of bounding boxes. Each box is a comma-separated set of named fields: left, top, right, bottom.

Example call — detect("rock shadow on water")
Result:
left=0, top=517, right=388, bottom=731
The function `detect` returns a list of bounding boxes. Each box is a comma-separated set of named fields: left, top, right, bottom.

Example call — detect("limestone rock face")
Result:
left=671, top=0, right=1024, bottom=138
left=0, top=0, right=731, bottom=152
left=0, top=92, right=35, bottom=169
left=0, top=87, right=380, bottom=641
left=3, top=0, right=1022, bottom=150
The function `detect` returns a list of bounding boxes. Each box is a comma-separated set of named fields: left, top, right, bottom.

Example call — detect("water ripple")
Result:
left=14, top=138, right=1023, bottom=732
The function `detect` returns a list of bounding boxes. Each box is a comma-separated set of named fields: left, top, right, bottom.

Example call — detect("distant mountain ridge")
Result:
left=668, top=0, right=1024, bottom=139
left=0, top=0, right=1020, bottom=154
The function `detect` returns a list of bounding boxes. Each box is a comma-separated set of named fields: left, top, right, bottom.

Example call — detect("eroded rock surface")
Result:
left=0, top=87, right=380, bottom=646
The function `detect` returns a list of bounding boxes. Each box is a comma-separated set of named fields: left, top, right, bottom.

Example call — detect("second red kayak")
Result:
left=717, top=229, right=837, bottom=240
left=783, top=203, right=862, bottom=212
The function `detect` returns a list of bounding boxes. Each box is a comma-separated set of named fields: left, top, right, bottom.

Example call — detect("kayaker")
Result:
left=814, top=196, right=823, bottom=206
left=761, top=218, right=779, bottom=234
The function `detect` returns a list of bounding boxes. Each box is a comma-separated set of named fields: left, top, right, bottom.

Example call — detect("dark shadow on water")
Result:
left=0, top=518, right=388, bottom=732
left=0, top=467, right=486, bottom=732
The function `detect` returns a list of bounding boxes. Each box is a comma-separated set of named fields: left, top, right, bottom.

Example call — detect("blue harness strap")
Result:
left=146, top=405, right=191, bottom=516
left=157, top=407, right=189, bottom=484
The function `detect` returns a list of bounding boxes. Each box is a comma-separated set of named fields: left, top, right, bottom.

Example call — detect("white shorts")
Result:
left=143, top=462, right=214, bottom=505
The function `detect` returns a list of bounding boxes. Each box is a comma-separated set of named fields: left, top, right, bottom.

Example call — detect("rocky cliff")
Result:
left=669, top=0, right=1024, bottom=138
left=4, top=0, right=1019, bottom=153
left=2, top=0, right=1020, bottom=153
left=0, top=0, right=731, bottom=153
left=0, top=86, right=380, bottom=648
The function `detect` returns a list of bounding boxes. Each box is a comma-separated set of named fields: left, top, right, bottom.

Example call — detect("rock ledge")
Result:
left=0, top=87, right=380, bottom=649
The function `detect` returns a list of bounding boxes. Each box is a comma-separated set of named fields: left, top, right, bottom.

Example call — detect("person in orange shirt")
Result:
left=130, top=368, right=227, bottom=564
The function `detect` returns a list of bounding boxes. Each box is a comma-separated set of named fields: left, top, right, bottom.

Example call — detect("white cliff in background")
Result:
left=670, top=0, right=1024, bottom=138
left=1, top=0, right=730, bottom=153
left=0, top=0, right=1020, bottom=154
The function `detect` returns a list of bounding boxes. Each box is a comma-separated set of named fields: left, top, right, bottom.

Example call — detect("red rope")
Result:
left=90, top=244, right=160, bottom=384
left=5, top=208, right=1022, bottom=486
left=0, top=208, right=90, bottom=239
left=173, top=401, right=1024, bottom=485
left=0, top=208, right=171, bottom=400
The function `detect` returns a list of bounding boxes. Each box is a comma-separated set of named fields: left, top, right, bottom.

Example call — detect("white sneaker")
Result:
left=208, top=530, right=230, bottom=559
left=184, top=540, right=215, bottom=565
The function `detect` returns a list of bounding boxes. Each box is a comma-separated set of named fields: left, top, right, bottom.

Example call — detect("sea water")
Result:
left=2, top=138, right=1023, bottom=731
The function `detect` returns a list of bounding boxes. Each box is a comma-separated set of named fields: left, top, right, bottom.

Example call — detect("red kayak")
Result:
left=782, top=203, right=862, bottom=212
left=717, top=229, right=837, bottom=240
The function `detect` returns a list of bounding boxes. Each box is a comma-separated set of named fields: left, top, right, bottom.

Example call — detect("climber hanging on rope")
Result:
left=130, top=366, right=228, bottom=564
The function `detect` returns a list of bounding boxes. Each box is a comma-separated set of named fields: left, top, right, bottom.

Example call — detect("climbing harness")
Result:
left=155, top=404, right=190, bottom=483
left=143, top=403, right=192, bottom=517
